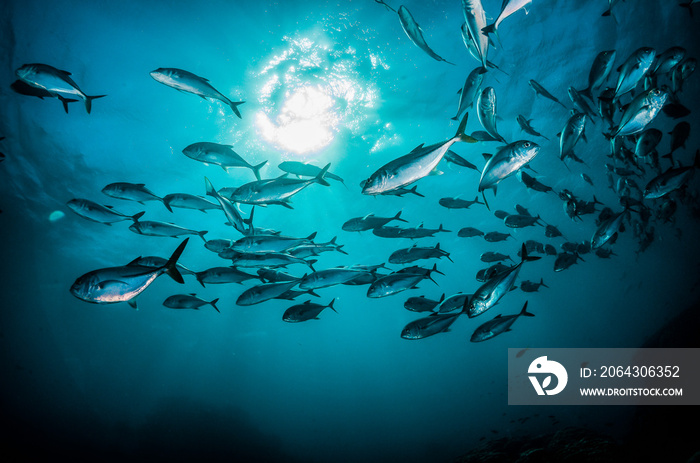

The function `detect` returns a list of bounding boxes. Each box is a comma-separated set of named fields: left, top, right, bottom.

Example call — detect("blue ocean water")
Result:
left=1, top=0, right=699, bottom=461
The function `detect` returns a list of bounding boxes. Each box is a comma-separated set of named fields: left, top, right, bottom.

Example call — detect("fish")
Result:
left=182, top=142, right=266, bottom=179
left=163, top=294, right=220, bottom=313
left=461, top=0, right=489, bottom=71
left=358, top=181, right=425, bottom=198
left=11, top=79, right=79, bottom=113
left=479, top=141, right=541, bottom=203
left=436, top=293, right=470, bottom=314
left=367, top=265, right=440, bottom=298
left=471, top=301, right=534, bottom=342
left=288, top=237, right=347, bottom=257
left=399, top=224, right=451, bottom=239
left=439, top=196, right=484, bottom=209
left=516, top=116, right=549, bottom=140
left=223, top=164, right=331, bottom=205
left=520, top=278, right=548, bottom=292
left=644, top=150, right=700, bottom=199
left=480, top=252, right=512, bottom=263
left=481, top=0, right=532, bottom=43
left=401, top=312, right=462, bottom=339
left=528, top=80, right=567, bottom=108
left=671, top=58, right=697, bottom=93
left=544, top=244, right=557, bottom=256
left=15, top=63, right=106, bottom=113
left=150, top=67, right=244, bottom=117
left=651, top=46, right=686, bottom=76
left=275, top=289, right=320, bottom=301
left=204, top=239, right=234, bottom=254
left=102, top=182, right=172, bottom=212
left=476, top=263, right=510, bottom=282
left=458, top=227, right=484, bottom=238
left=554, top=252, right=583, bottom=272
left=544, top=224, right=565, bottom=239
left=257, top=268, right=299, bottom=283
left=362, top=113, right=476, bottom=195
left=518, top=171, right=553, bottom=193
left=70, top=238, right=188, bottom=306
left=460, top=24, right=505, bottom=74
left=468, top=244, right=540, bottom=318
left=231, top=232, right=316, bottom=254
left=568, top=87, right=598, bottom=122
left=608, top=88, right=668, bottom=139
left=194, top=266, right=259, bottom=287
left=661, top=103, right=691, bottom=119
left=203, top=177, right=250, bottom=235
left=279, top=161, right=345, bottom=185
left=129, top=220, right=208, bottom=242
left=131, top=256, right=195, bottom=276
left=635, top=129, right=663, bottom=159
left=66, top=199, right=145, bottom=225
left=342, top=211, right=406, bottom=232
left=504, top=214, right=543, bottom=228
left=484, top=231, right=511, bottom=242
left=404, top=295, right=441, bottom=313
left=162, top=193, right=221, bottom=213
left=236, top=280, right=300, bottom=306
left=452, top=67, right=485, bottom=121
left=559, top=113, right=586, bottom=164
left=231, top=252, right=316, bottom=270
left=397, top=5, right=454, bottom=65
left=477, top=87, right=507, bottom=144
left=299, top=268, right=369, bottom=290
left=388, top=244, right=452, bottom=264
left=283, top=298, right=337, bottom=322
left=611, top=47, right=656, bottom=102
left=579, top=50, right=617, bottom=102
left=665, top=121, right=691, bottom=164
left=444, top=150, right=480, bottom=172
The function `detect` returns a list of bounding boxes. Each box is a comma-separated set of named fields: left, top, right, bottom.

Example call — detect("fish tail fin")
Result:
left=521, top=243, right=541, bottom=263
left=131, top=211, right=146, bottom=222
left=204, top=177, right=217, bottom=197
left=210, top=298, right=220, bottom=313
left=540, top=278, right=549, bottom=288
left=229, top=100, right=245, bottom=118
left=307, top=259, right=318, bottom=272
left=57, top=95, right=79, bottom=113
left=455, top=112, right=478, bottom=143
left=681, top=2, right=694, bottom=16
left=481, top=191, right=490, bottom=211
left=252, top=160, right=267, bottom=181
left=374, top=0, right=396, bottom=13
left=328, top=298, right=338, bottom=313
left=520, top=301, right=535, bottom=317
left=430, top=263, right=445, bottom=277
left=162, top=197, right=173, bottom=213
left=410, top=186, right=424, bottom=197
left=84, top=94, right=107, bottom=114
left=315, top=163, right=331, bottom=187
left=394, top=210, right=408, bottom=223
left=164, top=238, right=189, bottom=284
left=198, top=230, right=208, bottom=242
left=196, top=273, right=206, bottom=288
left=336, top=245, right=348, bottom=255
left=474, top=195, right=483, bottom=205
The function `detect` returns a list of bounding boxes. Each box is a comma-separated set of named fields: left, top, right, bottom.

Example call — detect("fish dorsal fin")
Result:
left=482, top=153, right=492, bottom=162
left=105, top=205, right=114, bottom=209
left=495, top=314, right=502, bottom=318
left=59, top=69, right=72, bottom=75
left=189, top=293, right=197, bottom=296
left=126, top=256, right=142, bottom=266
left=410, top=143, right=425, bottom=153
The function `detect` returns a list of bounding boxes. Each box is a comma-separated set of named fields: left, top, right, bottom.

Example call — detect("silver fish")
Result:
left=102, top=182, right=172, bottom=212
left=162, top=193, right=221, bottom=213
left=579, top=50, right=616, bottom=101
left=194, top=266, right=259, bottom=287
left=439, top=196, right=484, bottom=209
left=591, top=208, right=629, bottom=249
left=568, top=87, right=598, bottom=122
left=299, top=268, right=369, bottom=290
left=129, top=220, right=208, bottom=242
left=231, top=252, right=316, bottom=270
left=516, top=115, right=549, bottom=140
left=163, top=294, right=219, bottom=313
left=481, top=0, right=532, bottom=42
left=528, top=80, right=567, bottom=108
left=479, top=141, right=541, bottom=197
left=150, top=67, right=244, bottom=117
left=367, top=267, right=438, bottom=298
left=477, top=87, right=507, bottom=144
left=66, top=199, right=144, bottom=225
left=404, top=295, right=441, bottom=313
left=15, top=63, right=106, bottom=113
left=435, top=293, right=469, bottom=314
left=11, top=79, right=80, bottom=113
left=609, top=88, right=668, bottom=139
left=342, top=211, right=407, bottom=231
left=70, top=239, right=188, bottom=305
left=643, top=150, right=699, bottom=199
left=470, top=301, right=534, bottom=342
left=397, top=5, right=454, bottom=65
left=452, top=67, right=485, bottom=121
left=651, top=46, right=686, bottom=76
left=467, top=244, right=539, bottom=317
left=225, top=165, right=331, bottom=205
left=388, top=244, right=452, bottom=264
left=362, top=113, right=476, bottom=195
left=183, top=142, right=266, bottom=179
left=236, top=280, right=300, bottom=306
left=204, top=177, right=249, bottom=236
left=283, top=298, right=337, bottom=322
left=612, top=47, right=656, bottom=102
left=462, top=0, right=489, bottom=70
left=231, top=232, right=316, bottom=254
left=634, top=129, right=663, bottom=159
left=401, top=312, right=462, bottom=340
left=559, top=113, right=586, bottom=163
left=279, top=161, right=344, bottom=185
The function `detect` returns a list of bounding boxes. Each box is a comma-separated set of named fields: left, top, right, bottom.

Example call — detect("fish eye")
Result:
left=524, top=142, right=531, bottom=148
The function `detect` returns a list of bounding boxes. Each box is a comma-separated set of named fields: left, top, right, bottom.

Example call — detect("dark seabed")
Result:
left=1, top=0, right=700, bottom=462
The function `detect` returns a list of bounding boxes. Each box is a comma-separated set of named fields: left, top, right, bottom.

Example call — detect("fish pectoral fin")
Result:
left=127, top=299, right=138, bottom=309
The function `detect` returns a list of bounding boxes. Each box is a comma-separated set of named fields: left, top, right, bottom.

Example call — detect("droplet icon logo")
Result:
left=528, top=356, right=568, bottom=396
